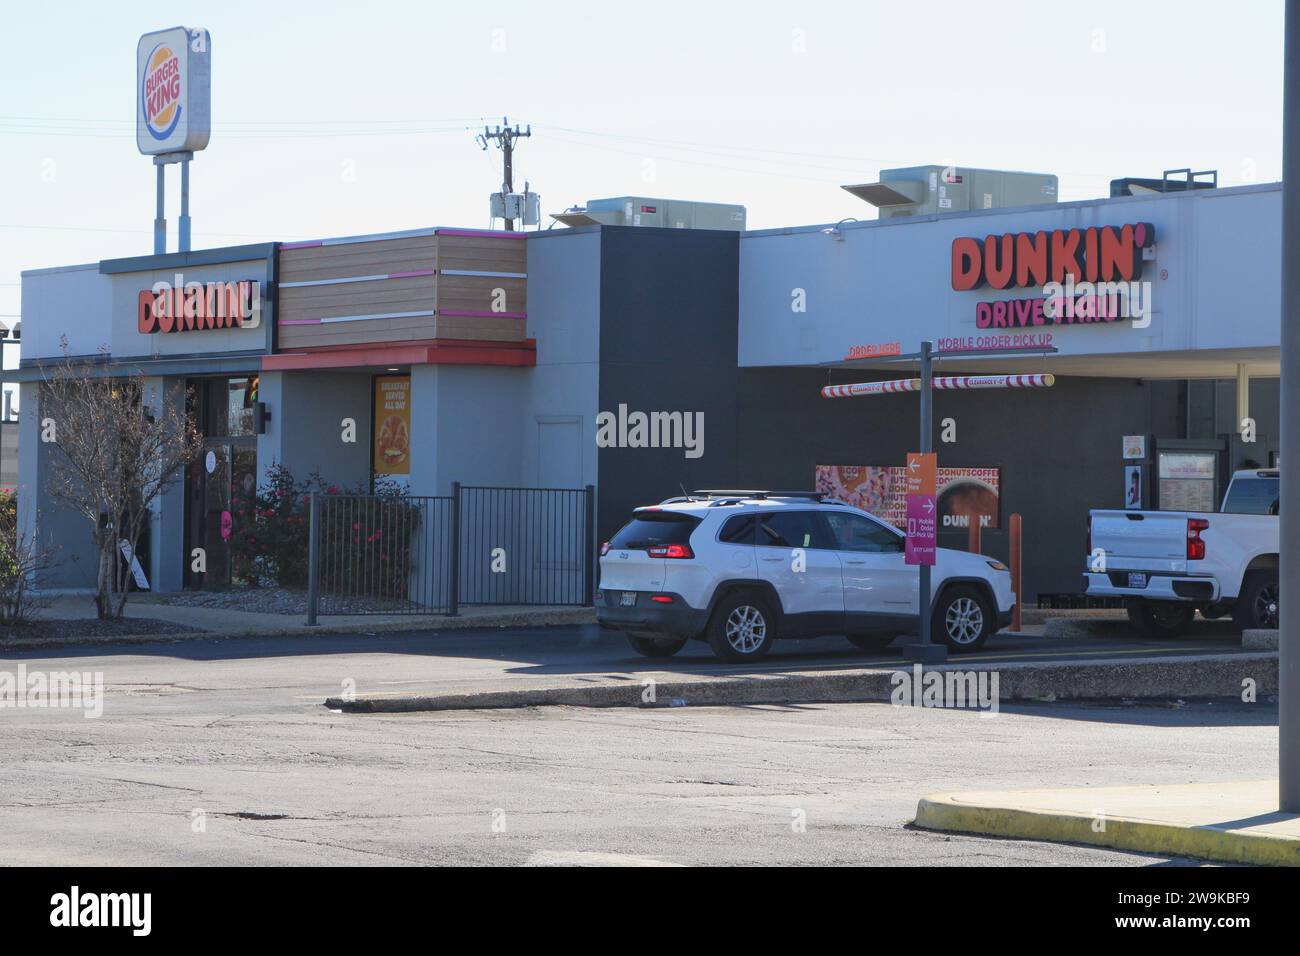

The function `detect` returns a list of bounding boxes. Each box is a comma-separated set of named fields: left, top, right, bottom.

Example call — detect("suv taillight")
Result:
left=600, top=541, right=611, bottom=556
left=1187, top=518, right=1209, bottom=560
left=647, top=543, right=694, bottom=559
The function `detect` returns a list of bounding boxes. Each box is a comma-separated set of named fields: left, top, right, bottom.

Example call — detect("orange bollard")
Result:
left=967, top=517, right=982, bottom=555
left=1009, top=512, right=1022, bottom=631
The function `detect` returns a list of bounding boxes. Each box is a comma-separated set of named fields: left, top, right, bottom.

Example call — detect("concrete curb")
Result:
left=326, top=651, right=1279, bottom=713
left=0, top=607, right=597, bottom=652
left=1243, top=629, right=1280, bottom=650
left=914, top=791, right=1300, bottom=867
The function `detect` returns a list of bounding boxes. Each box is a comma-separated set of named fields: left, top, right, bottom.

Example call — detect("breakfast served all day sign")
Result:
left=374, top=376, right=411, bottom=475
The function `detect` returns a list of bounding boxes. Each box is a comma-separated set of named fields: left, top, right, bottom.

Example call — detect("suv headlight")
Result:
left=986, top=560, right=1008, bottom=572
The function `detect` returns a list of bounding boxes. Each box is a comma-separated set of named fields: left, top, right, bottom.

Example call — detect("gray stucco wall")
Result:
left=521, top=229, right=601, bottom=491
left=260, top=370, right=374, bottom=492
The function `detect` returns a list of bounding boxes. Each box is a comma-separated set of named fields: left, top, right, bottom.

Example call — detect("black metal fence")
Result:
left=306, top=483, right=594, bottom=621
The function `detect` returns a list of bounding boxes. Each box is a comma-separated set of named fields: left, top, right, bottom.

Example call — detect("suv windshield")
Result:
left=1222, top=477, right=1280, bottom=515
left=609, top=512, right=701, bottom=550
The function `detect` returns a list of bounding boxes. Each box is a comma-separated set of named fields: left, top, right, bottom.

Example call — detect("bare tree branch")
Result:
left=38, top=349, right=202, bottom=619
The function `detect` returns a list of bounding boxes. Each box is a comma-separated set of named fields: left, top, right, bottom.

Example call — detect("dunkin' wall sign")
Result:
left=950, top=222, right=1156, bottom=329
left=137, top=277, right=262, bottom=334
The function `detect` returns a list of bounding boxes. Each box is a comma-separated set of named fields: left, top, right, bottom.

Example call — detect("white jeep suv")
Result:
left=596, top=490, right=1016, bottom=663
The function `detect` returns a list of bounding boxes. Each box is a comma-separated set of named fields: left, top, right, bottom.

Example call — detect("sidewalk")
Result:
left=10, top=594, right=593, bottom=649
left=915, top=780, right=1300, bottom=866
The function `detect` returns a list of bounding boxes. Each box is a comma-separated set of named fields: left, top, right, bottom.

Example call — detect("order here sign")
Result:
left=905, top=453, right=937, bottom=566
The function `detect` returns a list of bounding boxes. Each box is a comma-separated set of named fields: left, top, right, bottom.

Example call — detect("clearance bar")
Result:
left=821, top=373, right=1055, bottom=398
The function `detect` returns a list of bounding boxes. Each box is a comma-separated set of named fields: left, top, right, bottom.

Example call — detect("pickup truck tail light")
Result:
left=1186, top=518, right=1209, bottom=560
left=647, top=543, right=694, bottom=559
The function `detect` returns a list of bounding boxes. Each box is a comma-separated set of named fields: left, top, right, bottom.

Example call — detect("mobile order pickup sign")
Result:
left=904, top=453, right=937, bottom=565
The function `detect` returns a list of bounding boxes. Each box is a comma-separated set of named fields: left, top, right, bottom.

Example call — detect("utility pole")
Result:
left=477, top=117, right=531, bottom=230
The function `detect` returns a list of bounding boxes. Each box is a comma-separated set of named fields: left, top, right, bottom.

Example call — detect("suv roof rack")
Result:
left=688, top=489, right=830, bottom=501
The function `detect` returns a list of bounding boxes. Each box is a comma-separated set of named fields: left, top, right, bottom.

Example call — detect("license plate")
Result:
left=1127, top=572, right=1148, bottom=589
left=620, top=591, right=637, bottom=607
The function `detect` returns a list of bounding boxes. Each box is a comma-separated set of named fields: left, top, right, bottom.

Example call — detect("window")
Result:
left=824, top=511, right=903, bottom=553
left=718, top=514, right=757, bottom=544
left=757, top=511, right=833, bottom=550
left=610, top=513, right=700, bottom=550
left=197, top=376, right=257, bottom=437
left=1222, top=477, right=1280, bottom=516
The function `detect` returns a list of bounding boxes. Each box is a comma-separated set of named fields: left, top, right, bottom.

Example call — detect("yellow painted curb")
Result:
left=915, top=794, right=1300, bottom=867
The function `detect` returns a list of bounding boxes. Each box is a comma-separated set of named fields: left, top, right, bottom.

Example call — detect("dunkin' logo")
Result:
left=951, top=222, right=1155, bottom=291
left=137, top=277, right=261, bottom=334
left=142, top=44, right=182, bottom=140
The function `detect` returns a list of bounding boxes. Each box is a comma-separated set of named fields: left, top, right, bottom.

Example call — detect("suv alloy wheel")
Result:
left=932, top=585, right=995, bottom=652
left=707, top=591, right=777, bottom=662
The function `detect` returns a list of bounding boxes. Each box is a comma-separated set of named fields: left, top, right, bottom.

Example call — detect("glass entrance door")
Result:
left=184, top=377, right=259, bottom=589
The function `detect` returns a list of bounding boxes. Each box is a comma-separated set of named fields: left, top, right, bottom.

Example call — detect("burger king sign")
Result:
left=136, top=26, right=211, bottom=156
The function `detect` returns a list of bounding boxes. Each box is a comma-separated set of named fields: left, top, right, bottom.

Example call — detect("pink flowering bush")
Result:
left=230, top=464, right=416, bottom=595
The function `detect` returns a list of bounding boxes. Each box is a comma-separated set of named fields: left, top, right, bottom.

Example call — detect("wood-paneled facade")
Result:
left=276, top=228, right=530, bottom=355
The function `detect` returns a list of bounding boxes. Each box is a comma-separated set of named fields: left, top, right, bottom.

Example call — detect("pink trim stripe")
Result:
left=438, top=308, right=526, bottom=319
left=434, top=228, right=528, bottom=240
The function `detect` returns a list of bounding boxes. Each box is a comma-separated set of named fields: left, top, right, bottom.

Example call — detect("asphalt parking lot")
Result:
left=0, top=621, right=1273, bottom=866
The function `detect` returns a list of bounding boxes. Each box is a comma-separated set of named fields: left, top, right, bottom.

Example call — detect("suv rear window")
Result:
left=609, top=512, right=701, bottom=550
left=1222, top=477, right=1280, bottom=515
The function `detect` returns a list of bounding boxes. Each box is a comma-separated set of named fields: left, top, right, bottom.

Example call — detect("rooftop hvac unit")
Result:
left=842, top=165, right=1058, bottom=219
left=550, top=196, right=746, bottom=231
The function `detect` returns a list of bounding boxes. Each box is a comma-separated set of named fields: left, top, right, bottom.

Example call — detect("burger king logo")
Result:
left=142, top=43, right=182, bottom=140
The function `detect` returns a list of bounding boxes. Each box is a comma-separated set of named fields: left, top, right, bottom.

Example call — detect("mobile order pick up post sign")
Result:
left=905, top=453, right=937, bottom=566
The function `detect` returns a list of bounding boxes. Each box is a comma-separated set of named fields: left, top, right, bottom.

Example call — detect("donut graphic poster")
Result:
left=815, top=465, right=1000, bottom=530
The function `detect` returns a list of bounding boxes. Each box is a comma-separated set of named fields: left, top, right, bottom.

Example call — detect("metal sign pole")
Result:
left=916, top=340, right=937, bottom=659
left=154, top=163, right=166, bottom=255
left=179, top=158, right=191, bottom=253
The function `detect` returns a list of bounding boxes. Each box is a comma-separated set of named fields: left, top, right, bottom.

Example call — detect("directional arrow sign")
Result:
left=905, top=493, right=938, bottom=565
left=905, top=452, right=938, bottom=566
left=905, top=452, right=937, bottom=497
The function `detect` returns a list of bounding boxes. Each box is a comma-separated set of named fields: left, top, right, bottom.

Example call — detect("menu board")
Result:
left=1157, top=451, right=1216, bottom=513
left=815, top=464, right=1000, bottom=530
left=373, top=375, right=411, bottom=475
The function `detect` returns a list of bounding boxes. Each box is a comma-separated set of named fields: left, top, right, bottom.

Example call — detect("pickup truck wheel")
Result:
left=626, top=633, right=688, bottom=658
left=706, top=592, right=776, bottom=663
left=932, top=585, right=994, bottom=652
left=846, top=633, right=897, bottom=651
left=1233, top=572, right=1280, bottom=631
left=1126, top=600, right=1194, bottom=638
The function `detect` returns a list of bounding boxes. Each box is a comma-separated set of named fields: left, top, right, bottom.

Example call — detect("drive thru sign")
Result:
left=905, top=453, right=937, bottom=566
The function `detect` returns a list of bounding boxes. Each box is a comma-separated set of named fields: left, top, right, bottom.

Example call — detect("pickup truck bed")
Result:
left=1084, top=470, right=1279, bottom=635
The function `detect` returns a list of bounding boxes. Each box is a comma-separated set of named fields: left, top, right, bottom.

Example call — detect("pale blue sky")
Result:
left=0, top=0, right=1285, bottom=330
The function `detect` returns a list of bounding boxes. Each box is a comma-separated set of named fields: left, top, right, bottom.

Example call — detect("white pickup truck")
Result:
left=1084, top=469, right=1279, bottom=637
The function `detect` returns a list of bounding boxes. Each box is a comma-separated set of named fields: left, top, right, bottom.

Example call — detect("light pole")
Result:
left=1280, top=0, right=1300, bottom=812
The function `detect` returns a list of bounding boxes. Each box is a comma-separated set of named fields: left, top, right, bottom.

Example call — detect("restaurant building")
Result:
left=17, top=177, right=1282, bottom=602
